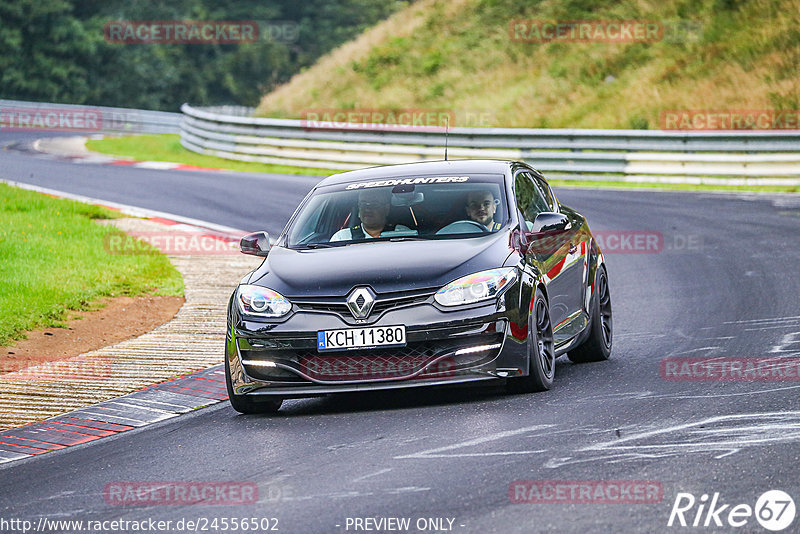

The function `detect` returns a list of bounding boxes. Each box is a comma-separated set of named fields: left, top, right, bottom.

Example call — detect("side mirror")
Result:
left=240, top=232, right=271, bottom=257
left=531, top=212, right=570, bottom=234
left=523, top=213, right=572, bottom=255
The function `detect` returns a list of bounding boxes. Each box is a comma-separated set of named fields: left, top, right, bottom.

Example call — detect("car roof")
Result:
left=317, top=159, right=519, bottom=187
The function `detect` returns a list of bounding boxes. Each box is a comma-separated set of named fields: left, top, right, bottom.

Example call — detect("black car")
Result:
left=225, top=160, right=612, bottom=413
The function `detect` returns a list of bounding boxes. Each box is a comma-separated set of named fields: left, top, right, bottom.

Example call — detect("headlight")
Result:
left=434, top=268, right=517, bottom=307
left=237, top=285, right=292, bottom=318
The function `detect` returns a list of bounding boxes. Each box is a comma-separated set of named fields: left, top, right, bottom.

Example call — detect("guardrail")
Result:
left=1, top=99, right=180, bottom=134
left=180, top=104, right=800, bottom=181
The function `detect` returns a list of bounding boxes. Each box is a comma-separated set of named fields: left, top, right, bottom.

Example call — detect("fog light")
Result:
left=454, top=343, right=502, bottom=356
left=242, top=359, right=277, bottom=367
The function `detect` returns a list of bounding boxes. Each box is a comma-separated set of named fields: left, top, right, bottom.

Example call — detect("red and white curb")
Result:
left=29, top=136, right=228, bottom=174
left=0, top=182, right=258, bottom=466
left=0, top=365, right=227, bottom=464
left=104, top=159, right=226, bottom=172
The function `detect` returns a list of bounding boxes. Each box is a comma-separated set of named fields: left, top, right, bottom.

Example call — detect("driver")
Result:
left=330, top=188, right=409, bottom=241
left=465, top=190, right=501, bottom=231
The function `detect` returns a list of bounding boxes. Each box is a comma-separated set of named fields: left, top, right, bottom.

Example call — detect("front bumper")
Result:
left=226, top=294, right=530, bottom=398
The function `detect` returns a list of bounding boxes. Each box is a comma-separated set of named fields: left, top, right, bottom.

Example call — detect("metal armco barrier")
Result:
left=180, top=104, right=800, bottom=181
left=0, top=99, right=180, bottom=134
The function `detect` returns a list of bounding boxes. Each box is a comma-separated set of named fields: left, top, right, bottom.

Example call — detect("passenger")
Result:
left=465, top=190, right=501, bottom=231
left=330, top=188, right=409, bottom=241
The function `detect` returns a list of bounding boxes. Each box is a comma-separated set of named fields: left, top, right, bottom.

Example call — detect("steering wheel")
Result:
left=436, top=220, right=490, bottom=235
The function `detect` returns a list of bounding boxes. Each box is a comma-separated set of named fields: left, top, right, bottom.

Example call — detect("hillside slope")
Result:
left=256, top=0, right=799, bottom=129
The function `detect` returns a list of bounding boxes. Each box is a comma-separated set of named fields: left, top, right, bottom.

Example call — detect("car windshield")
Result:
left=286, top=174, right=509, bottom=248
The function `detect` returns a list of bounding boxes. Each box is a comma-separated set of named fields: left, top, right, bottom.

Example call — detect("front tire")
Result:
left=225, top=352, right=283, bottom=414
left=568, top=265, right=612, bottom=363
left=507, top=287, right=555, bottom=393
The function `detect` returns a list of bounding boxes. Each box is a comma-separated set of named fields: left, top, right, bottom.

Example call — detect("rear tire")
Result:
left=507, top=288, right=555, bottom=393
left=225, top=353, right=283, bottom=414
left=568, top=265, right=612, bottom=363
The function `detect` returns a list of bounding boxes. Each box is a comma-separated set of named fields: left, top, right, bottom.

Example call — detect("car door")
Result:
left=531, top=172, right=589, bottom=338
left=514, top=170, right=572, bottom=335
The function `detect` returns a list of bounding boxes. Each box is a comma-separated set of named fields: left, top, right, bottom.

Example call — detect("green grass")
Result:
left=257, top=0, right=800, bottom=129
left=0, top=183, right=184, bottom=346
left=86, top=134, right=333, bottom=176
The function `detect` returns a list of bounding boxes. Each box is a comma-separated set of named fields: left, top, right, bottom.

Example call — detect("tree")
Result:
left=0, top=0, right=409, bottom=110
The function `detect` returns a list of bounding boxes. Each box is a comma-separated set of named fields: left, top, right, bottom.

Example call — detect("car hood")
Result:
left=248, top=232, right=513, bottom=296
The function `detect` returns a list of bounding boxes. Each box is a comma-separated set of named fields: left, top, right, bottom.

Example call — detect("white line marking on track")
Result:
left=544, top=452, right=675, bottom=469
left=658, top=383, right=800, bottom=399
left=583, top=411, right=800, bottom=452
left=745, top=325, right=800, bottom=331
left=545, top=412, right=800, bottom=467
left=724, top=315, right=800, bottom=325
left=769, top=331, right=800, bottom=353
left=352, top=468, right=392, bottom=482
left=385, top=486, right=431, bottom=494
left=394, top=424, right=552, bottom=459
left=668, top=346, right=720, bottom=356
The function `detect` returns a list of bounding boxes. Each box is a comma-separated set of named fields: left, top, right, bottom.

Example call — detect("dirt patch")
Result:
left=1, top=295, right=184, bottom=374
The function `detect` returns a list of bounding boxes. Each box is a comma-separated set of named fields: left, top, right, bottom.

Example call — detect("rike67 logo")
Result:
left=668, top=490, right=795, bottom=531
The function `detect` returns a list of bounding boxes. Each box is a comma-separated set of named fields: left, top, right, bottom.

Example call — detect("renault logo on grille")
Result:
left=346, top=287, right=376, bottom=319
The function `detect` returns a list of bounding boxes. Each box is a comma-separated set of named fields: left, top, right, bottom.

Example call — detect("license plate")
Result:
left=317, top=325, right=406, bottom=352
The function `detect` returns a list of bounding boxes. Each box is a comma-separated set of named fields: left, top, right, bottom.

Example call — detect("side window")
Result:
left=298, top=197, right=349, bottom=243
left=514, top=172, right=549, bottom=228
left=532, top=175, right=555, bottom=211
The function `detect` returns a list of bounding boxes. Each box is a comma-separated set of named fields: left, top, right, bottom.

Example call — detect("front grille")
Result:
left=292, top=288, right=436, bottom=318
left=299, top=338, right=454, bottom=360
left=271, top=334, right=503, bottom=382
left=300, top=354, right=449, bottom=381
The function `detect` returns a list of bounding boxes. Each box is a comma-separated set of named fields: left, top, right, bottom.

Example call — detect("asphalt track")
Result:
left=2, top=132, right=800, bottom=533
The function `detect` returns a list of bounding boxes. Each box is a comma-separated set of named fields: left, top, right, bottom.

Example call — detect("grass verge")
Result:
left=0, top=183, right=184, bottom=346
left=256, top=0, right=800, bottom=130
left=86, top=134, right=334, bottom=176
